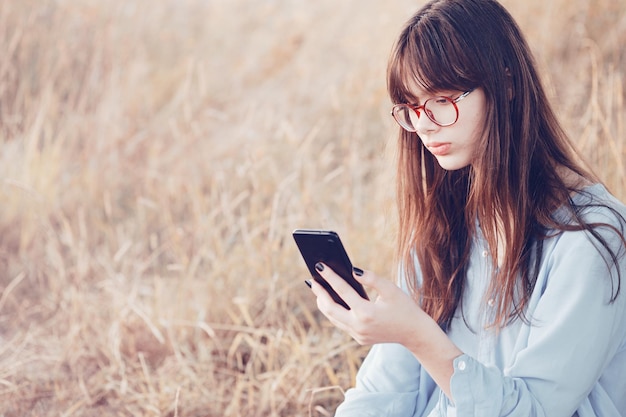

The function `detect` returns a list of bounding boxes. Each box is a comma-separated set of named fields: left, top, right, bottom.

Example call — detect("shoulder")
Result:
left=541, top=184, right=626, bottom=293
left=544, top=183, right=626, bottom=267
left=553, top=183, right=626, bottom=231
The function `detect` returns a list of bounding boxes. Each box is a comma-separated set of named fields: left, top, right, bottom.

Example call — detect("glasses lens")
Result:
left=392, top=105, right=418, bottom=132
left=424, top=97, right=457, bottom=126
left=392, top=97, right=459, bottom=131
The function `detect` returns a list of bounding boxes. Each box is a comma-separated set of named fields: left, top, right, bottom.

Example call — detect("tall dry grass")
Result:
left=0, top=0, right=624, bottom=415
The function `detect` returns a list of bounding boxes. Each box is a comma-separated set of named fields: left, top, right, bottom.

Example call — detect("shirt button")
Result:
left=482, top=250, right=489, bottom=257
left=487, top=298, right=495, bottom=307
left=457, top=360, right=467, bottom=371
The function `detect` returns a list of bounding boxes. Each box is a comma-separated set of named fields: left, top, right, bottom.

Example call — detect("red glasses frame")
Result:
left=391, top=89, right=474, bottom=131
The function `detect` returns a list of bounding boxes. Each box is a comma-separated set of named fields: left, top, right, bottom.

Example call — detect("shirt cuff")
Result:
left=448, top=354, right=503, bottom=416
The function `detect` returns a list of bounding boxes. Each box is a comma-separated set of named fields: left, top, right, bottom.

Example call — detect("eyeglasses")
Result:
left=390, top=89, right=474, bottom=131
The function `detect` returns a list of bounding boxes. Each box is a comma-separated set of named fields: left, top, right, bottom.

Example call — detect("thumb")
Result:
left=353, top=267, right=395, bottom=293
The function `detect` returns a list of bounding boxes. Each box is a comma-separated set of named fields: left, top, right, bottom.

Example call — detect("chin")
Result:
left=435, top=158, right=471, bottom=171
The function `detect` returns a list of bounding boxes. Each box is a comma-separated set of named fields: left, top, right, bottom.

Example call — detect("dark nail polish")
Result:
left=304, top=280, right=312, bottom=288
left=315, top=262, right=324, bottom=272
left=353, top=267, right=364, bottom=276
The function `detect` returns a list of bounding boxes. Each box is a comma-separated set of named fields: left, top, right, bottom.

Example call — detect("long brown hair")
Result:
left=388, top=0, right=624, bottom=329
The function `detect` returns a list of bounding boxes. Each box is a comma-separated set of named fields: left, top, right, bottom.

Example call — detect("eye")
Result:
left=405, top=98, right=420, bottom=106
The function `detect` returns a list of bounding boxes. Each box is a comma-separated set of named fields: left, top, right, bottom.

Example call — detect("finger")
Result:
left=353, top=268, right=397, bottom=295
left=308, top=276, right=330, bottom=300
left=316, top=262, right=369, bottom=309
left=308, top=278, right=353, bottom=323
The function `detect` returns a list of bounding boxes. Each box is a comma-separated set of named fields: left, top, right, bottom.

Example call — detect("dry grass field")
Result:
left=0, top=0, right=624, bottom=415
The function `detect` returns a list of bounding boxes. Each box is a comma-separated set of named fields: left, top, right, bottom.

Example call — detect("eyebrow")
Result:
left=405, top=95, right=420, bottom=105
left=403, top=90, right=457, bottom=105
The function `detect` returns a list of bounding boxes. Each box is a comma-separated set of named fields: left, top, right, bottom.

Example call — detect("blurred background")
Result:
left=0, top=0, right=624, bottom=415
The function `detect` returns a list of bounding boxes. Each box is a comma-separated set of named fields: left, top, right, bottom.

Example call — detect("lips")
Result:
left=426, top=142, right=451, bottom=156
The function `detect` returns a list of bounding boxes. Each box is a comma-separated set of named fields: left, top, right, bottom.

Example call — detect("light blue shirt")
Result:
left=335, top=184, right=626, bottom=417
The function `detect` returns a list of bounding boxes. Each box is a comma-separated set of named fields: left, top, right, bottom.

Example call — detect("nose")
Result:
left=414, top=109, right=439, bottom=135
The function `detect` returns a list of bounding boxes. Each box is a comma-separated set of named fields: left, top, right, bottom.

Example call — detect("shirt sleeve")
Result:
left=335, top=343, right=439, bottom=417
left=445, top=224, right=626, bottom=416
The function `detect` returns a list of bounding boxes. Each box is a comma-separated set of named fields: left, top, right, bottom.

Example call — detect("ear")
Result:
left=505, top=67, right=514, bottom=101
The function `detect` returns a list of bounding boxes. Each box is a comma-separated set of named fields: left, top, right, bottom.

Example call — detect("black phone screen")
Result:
left=293, top=229, right=368, bottom=309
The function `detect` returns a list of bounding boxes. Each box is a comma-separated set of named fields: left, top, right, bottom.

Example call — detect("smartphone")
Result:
left=292, top=229, right=368, bottom=309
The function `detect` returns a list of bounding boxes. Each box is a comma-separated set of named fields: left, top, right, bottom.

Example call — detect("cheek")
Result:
left=456, top=116, right=487, bottom=163
left=466, top=107, right=487, bottom=145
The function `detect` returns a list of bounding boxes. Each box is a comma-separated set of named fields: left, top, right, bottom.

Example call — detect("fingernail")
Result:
left=315, top=262, right=324, bottom=272
left=353, top=267, right=364, bottom=276
left=304, top=280, right=312, bottom=288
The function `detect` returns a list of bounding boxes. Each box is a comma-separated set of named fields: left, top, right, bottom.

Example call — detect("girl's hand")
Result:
left=308, top=262, right=428, bottom=347
left=308, top=262, right=463, bottom=400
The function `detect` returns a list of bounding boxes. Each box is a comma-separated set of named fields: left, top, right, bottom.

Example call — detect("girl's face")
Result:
left=410, top=85, right=487, bottom=171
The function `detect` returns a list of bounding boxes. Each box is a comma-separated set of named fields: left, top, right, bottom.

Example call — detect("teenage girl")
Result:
left=307, top=0, right=626, bottom=415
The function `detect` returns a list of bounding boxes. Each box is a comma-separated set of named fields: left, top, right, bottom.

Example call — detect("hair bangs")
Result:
left=388, top=8, right=479, bottom=104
